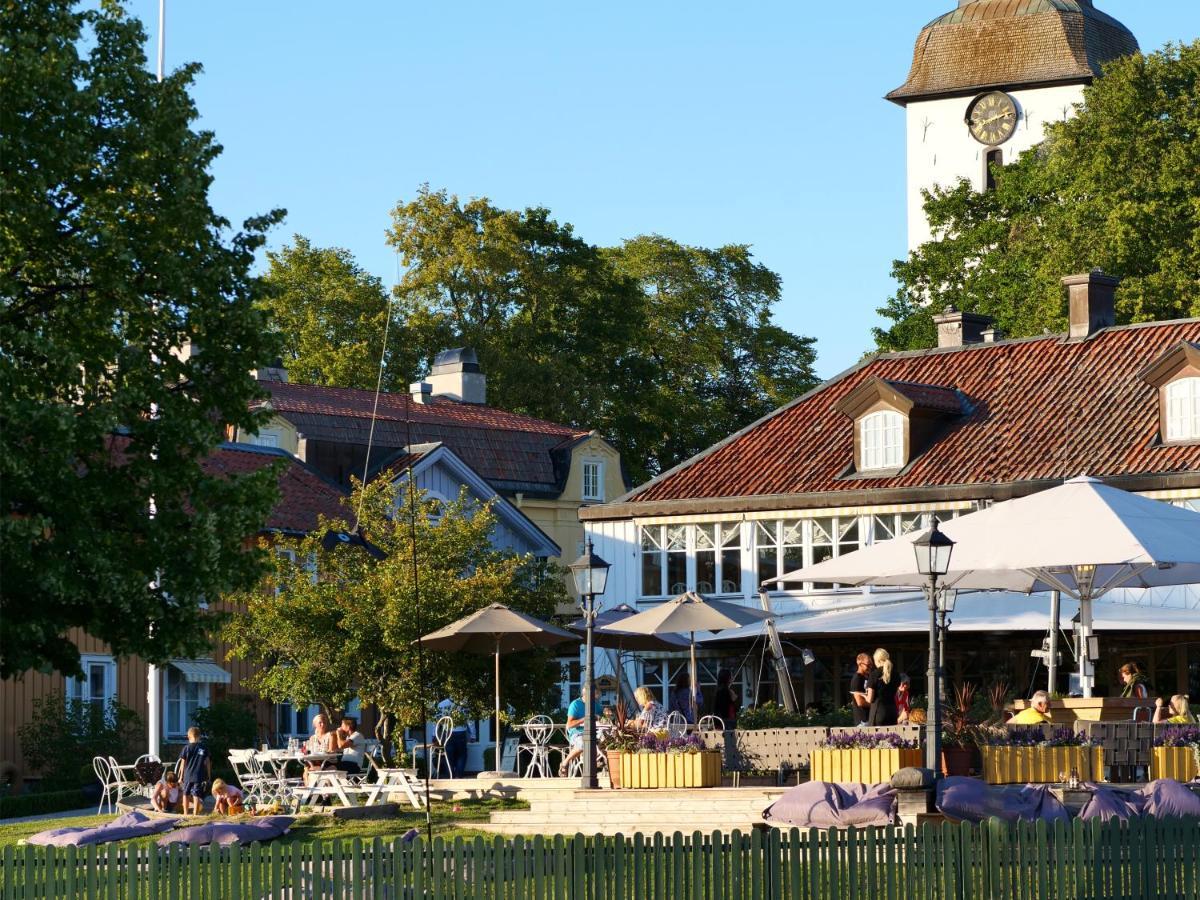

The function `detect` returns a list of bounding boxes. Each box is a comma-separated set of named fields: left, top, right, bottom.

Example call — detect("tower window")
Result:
left=985, top=149, right=1003, bottom=192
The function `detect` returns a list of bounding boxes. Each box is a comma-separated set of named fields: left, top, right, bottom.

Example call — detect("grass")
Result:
left=0, top=798, right=528, bottom=849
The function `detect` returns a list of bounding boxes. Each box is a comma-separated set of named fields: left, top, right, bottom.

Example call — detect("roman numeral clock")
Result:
left=965, top=91, right=1018, bottom=146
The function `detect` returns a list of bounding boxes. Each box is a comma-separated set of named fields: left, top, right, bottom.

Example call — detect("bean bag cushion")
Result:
left=1080, top=780, right=1200, bottom=822
left=28, top=810, right=177, bottom=847
left=156, top=816, right=295, bottom=847
left=762, top=781, right=896, bottom=828
left=937, top=777, right=1069, bottom=825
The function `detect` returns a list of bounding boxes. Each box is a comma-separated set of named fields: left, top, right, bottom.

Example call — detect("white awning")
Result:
left=169, top=659, right=232, bottom=684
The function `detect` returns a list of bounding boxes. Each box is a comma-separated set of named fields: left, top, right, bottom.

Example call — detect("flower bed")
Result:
left=978, top=727, right=1102, bottom=784
left=614, top=732, right=722, bottom=789
left=810, top=732, right=921, bottom=784
left=1151, top=726, right=1200, bottom=782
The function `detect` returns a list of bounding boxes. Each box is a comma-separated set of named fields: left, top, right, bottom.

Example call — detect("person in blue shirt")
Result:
left=557, top=685, right=598, bottom=777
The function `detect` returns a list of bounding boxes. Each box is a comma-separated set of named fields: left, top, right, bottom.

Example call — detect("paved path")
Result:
left=2, top=807, right=98, bottom=824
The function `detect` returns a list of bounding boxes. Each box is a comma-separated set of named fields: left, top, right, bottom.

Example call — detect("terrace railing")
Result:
left=2, top=817, right=1198, bottom=899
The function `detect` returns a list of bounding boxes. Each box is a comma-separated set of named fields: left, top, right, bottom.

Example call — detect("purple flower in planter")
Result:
left=1154, top=725, right=1200, bottom=748
left=635, top=730, right=706, bottom=754
left=818, top=731, right=918, bottom=751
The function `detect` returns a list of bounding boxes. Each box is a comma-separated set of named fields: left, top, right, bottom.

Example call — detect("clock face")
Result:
left=966, top=92, right=1018, bottom=146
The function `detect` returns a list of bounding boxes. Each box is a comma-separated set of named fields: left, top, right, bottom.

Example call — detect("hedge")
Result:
left=0, top=789, right=92, bottom=820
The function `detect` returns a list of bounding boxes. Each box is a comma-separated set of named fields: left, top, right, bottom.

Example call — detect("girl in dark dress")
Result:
left=711, top=668, right=739, bottom=727
left=866, top=648, right=899, bottom=726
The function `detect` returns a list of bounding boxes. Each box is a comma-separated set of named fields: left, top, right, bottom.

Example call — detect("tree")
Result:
left=221, top=477, right=568, bottom=752
left=0, top=0, right=283, bottom=677
left=260, top=236, right=402, bottom=390
left=875, top=42, right=1200, bottom=351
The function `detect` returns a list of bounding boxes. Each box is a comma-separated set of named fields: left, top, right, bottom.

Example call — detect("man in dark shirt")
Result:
left=175, top=726, right=212, bottom=815
left=849, top=653, right=872, bottom=726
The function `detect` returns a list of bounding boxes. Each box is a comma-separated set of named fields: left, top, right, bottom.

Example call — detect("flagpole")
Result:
left=157, top=0, right=165, bottom=82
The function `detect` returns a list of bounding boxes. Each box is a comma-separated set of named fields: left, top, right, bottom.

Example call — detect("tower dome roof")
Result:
left=887, top=0, right=1138, bottom=105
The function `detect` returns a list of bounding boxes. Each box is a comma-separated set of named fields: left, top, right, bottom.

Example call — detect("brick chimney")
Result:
left=932, top=306, right=994, bottom=349
left=426, top=347, right=486, bottom=404
left=1063, top=270, right=1118, bottom=339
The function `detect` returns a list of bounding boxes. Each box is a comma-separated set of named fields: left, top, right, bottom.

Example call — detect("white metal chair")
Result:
left=229, top=749, right=273, bottom=806
left=698, top=715, right=725, bottom=733
left=516, top=715, right=555, bottom=778
left=106, top=756, right=141, bottom=806
left=412, top=716, right=455, bottom=778
left=664, top=711, right=688, bottom=739
left=92, top=756, right=118, bottom=814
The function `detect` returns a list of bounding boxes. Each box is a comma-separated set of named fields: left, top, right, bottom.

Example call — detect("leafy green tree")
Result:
left=876, top=42, right=1200, bottom=351
left=222, top=477, right=568, bottom=754
left=19, top=695, right=143, bottom=786
left=0, top=0, right=283, bottom=677
left=261, top=236, right=404, bottom=390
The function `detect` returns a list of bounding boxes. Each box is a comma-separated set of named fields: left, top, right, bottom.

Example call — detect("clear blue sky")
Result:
left=126, top=1, right=1196, bottom=378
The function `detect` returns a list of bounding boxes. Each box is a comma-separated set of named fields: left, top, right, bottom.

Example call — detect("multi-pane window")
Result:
left=665, top=526, right=687, bottom=594
left=1165, top=378, right=1200, bottom=442
left=719, top=526, right=742, bottom=594
left=641, top=523, right=743, bottom=597
left=165, top=668, right=208, bottom=740
left=276, top=702, right=320, bottom=740
left=693, top=524, right=743, bottom=595
left=859, top=410, right=904, bottom=471
left=756, top=522, right=778, bottom=591
left=780, top=521, right=806, bottom=591
left=756, top=518, right=862, bottom=593
left=639, top=525, right=687, bottom=597
left=695, top=525, right=718, bottom=593
left=810, top=517, right=859, bottom=590
left=582, top=460, right=604, bottom=501
left=872, top=512, right=924, bottom=543
left=68, top=656, right=115, bottom=713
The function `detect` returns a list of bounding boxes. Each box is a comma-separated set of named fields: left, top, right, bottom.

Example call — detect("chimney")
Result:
left=982, top=326, right=1002, bottom=344
left=409, top=381, right=433, bottom=405
left=253, top=358, right=289, bottom=382
left=932, top=306, right=994, bottom=349
left=1063, top=270, right=1118, bottom=339
left=426, top=347, right=486, bottom=404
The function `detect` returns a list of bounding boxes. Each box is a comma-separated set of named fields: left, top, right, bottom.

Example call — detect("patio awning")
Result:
left=697, top=592, right=1200, bottom=643
left=168, top=659, right=232, bottom=684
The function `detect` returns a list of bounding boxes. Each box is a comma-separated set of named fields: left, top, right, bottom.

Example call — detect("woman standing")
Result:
left=866, top=648, right=899, bottom=726
left=711, top=669, right=739, bottom=727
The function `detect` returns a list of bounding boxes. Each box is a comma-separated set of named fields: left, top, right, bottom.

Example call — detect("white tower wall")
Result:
left=904, top=83, right=1086, bottom=252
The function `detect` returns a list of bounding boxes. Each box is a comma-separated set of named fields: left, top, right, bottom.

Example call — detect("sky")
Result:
left=125, top=1, right=1197, bottom=379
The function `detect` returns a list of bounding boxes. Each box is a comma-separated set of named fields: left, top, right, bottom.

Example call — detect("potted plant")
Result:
left=978, top=726, right=1101, bottom=784
left=618, top=731, right=723, bottom=789
left=941, top=683, right=978, bottom=777
left=810, top=731, right=921, bottom=784
left=1151, top=725, right=1200, bottom=781
left=599, top=700, right=640, bottom=789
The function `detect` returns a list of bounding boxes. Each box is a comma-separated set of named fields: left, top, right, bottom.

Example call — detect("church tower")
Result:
left=888, top=0, right=1138, bottom=252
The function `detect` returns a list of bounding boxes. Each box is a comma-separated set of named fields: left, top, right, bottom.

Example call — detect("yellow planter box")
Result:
left=809, top=748, right=923, bottom=784
left=980, top=746, right=1103, bottom=784
left=1151, top=747, right=1199, bottom=782
left=618, top=751, right=722, bottom=789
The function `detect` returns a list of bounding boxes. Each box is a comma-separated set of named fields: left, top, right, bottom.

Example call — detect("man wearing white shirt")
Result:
left=335, top=717, right=367, bottom=774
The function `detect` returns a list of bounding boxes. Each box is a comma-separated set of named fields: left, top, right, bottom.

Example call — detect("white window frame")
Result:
left=163, top=668, right=211, bottom=741
left=244, top=428, right=281, bottom=448
left=582, top=459, right=604, bottom=502
left=1165, top=377, right=1200, bottom=442
left=275, top=702, right=321, bottom=741
left=859, top=410, right=905, bottom=471
left=68, top=654, right=116, bottom=712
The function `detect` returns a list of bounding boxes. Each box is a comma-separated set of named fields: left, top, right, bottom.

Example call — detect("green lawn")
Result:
left=0, top=798, right=526, bottom=848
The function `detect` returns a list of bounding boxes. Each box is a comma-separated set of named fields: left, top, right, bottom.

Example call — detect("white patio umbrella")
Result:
left=599, top=592, right=773, bottom=720
left=769, top=476, right=1200, bottom=695
left=419, top=604, right=579, bottom=767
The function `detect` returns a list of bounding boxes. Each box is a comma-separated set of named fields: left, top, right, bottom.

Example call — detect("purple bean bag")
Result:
left=156, top=816, right=295, bottom=847
left=27, top=810, right=177, bottom=847
left=937, top=777, right=1070, bottom=825
left=762, top=781, right=896, bottom=828
left=1079, top=780, right=1200, bottom=822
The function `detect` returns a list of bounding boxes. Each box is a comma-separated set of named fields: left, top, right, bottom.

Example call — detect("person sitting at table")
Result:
left=633, top=685, right=665, bottom=732
left=557, top=684, right=598, bottom=777
left=1154, top=694, right=1196, bottom=724
left=1009, top=690, right=1053, bottom=724
left=669, top=671, right=703, bottom=724
left=334, top=716, right=367, bottom=775
left=303, top=713, right=337, bottom=785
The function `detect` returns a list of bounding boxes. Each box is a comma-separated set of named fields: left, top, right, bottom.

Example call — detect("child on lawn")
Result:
left=175, top=726, right=212, bottom=815
left=151, top=771, right=182, bottom=813
left=211, top=779, right=245, bottom=815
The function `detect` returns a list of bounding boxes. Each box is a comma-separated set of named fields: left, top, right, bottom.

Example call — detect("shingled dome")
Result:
left=886, top=0, right=1138, bottom=105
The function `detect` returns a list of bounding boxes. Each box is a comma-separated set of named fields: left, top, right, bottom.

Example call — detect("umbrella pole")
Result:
left=1078, top=595, right=1095, bottom=698
left=495, top=641, right=503, bottom=771
left=689, top=632, right=698, bottom=723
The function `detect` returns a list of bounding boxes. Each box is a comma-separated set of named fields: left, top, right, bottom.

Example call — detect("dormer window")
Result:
left=1165, top=377, right=1200, bottom=441
left=859, top=410, right=904, bottom=471
left=1139, top=342, right=1200, bottom=446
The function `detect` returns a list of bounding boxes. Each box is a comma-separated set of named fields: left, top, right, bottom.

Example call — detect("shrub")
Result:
left=737, top=702, right=854, bottom=730
left=18, top=694, right=142, bottom=787
left=193, top=696, right=259, bottom=780
left=0, top=789, right=91, bottom=820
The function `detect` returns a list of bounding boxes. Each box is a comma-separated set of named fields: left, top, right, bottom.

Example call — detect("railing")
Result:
left=3, top=817, right=1199, bottom=898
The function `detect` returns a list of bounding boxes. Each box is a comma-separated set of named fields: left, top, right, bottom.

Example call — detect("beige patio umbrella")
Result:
left=418, top=603, right=579, bottom=765
left=600, top=592, right=773, bottom=721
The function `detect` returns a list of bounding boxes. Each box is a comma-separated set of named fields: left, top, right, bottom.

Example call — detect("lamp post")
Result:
left=913, top=519, right=955, bottom=775
left=568, top=540, right=610, bottom=789
left=936, top=588, right=957, bottom=705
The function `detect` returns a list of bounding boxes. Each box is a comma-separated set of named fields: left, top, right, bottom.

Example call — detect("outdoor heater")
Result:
left=568, top=540, right=610, bottom=789
left=913, top=519, right=955, bottom=775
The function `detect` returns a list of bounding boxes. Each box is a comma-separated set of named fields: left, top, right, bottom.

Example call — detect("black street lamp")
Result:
left=913, top=518, right=955, bottom=775
left=568, top=540, right=610, bottom=789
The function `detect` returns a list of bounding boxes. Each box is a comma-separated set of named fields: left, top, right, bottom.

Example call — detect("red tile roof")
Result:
left=257, top=380, right=591, bottom=492
left=204, top=443, right=347, bottom=534
left=884, top=380, right=965, bottom=415
left=618, top=321, right=1200, bottom=508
